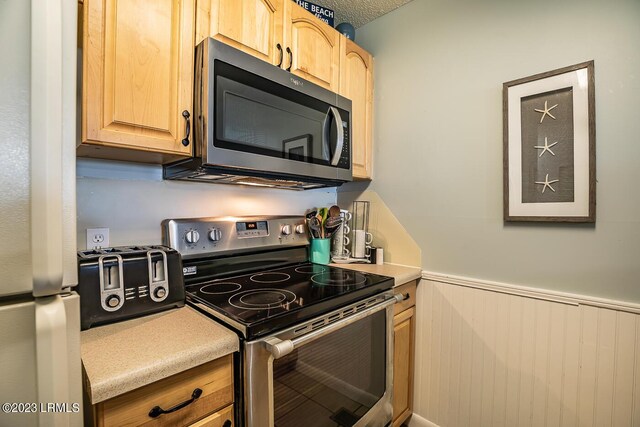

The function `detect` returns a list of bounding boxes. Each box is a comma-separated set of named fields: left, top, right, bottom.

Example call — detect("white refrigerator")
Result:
left=0, top=1, right=82, bottom=426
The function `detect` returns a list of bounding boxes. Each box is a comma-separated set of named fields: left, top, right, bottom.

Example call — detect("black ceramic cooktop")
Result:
left=186, top=263, right=393, bottom=339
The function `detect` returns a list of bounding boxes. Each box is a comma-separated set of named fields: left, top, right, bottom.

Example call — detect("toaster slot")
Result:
left=147, top=250, right=169, bottom=302
left=98, top=254, right=125, bottom=312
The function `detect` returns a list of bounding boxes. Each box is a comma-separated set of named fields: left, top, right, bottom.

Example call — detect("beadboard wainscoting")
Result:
left=410, top=273, right=640, bottom=427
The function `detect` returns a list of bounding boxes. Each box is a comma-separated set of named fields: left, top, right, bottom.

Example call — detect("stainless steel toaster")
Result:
left=76, top=245, right=185, bottom=330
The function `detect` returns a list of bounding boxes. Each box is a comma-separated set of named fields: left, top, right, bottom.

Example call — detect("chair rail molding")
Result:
left=422, top=270, right=640, bottom=315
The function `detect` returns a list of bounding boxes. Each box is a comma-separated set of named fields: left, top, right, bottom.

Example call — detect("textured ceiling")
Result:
left=310, top=0, right=415, bottom=29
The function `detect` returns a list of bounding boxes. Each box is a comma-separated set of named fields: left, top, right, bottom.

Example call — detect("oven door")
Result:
left=244, top=292, right=399, bottom=427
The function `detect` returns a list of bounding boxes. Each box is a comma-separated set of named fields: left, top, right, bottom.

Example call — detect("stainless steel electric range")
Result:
left=163, top=216, right=400, bottom=427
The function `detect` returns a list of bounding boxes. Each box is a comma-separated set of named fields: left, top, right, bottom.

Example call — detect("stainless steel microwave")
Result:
left=164, top=38, right=352, bottom=190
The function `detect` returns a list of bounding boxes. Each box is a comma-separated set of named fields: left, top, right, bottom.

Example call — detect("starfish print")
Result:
left=534, top=173, right=559, bottom=193
left=534, top=100, right=558, bottom=123
left=534, top=137, right=558, bottom=157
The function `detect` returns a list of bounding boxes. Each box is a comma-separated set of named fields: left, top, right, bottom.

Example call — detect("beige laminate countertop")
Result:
left=330, top=262, right=422, bottom=286
left=81, top=306, right=238, bottom=404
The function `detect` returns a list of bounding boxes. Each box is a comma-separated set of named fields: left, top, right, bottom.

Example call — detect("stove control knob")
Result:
left=106, top=295, right=120, bottom=308
left=185, top=230, right=200, bottom=244
left=281, top=224, right=292, bottom=236
left=208, top=228, right=222, bottom=242
left=295, top=224, right=306, bottom=235
left=154, top=287, right=167, bottom=299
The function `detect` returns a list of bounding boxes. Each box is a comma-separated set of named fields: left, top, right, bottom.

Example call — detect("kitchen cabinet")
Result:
left=195, top=0, right=285, bottom=66
left=189, top=404, right=233, bottom=427
left=79, top=0, right=374, bottom=173
left=79, top=0, right=195, bottom=164
left=393, top=280, right=417, bottom=426
left=340, top=37, right=374, bottom=180
left=90, top=355, right=233, bottom=426
left=285, top=1, right=341, bottom=91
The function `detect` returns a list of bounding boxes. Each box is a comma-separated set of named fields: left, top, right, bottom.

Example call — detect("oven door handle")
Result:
left=264, top=293, right=404, bottom=359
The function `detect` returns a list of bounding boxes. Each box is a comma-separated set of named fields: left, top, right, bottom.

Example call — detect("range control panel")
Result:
left=162, top=216, right=309, bottom=259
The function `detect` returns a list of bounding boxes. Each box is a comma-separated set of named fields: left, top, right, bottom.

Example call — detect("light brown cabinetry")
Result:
left=340, top=37, right=373, bottom=179
left=195, top=0, right=285, bottom=66
left=285, top=2, right=341, bottom=91
left=80, top=0, right=195, bottom=163
left=189, top=404, right=233, bottom=427
left=80, top=0, right=374, bottom=174
left=393, top=280, right=417, bottom=426
left=92, top=355, right=233, bottom=427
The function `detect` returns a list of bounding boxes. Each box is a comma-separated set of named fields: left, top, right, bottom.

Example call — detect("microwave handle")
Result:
left=264, top=293, right=403, bottom=359
left=323, top=106, right=344, bottom=166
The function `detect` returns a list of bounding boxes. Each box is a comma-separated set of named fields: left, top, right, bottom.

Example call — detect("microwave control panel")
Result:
left=338, top=120, right=351, bottom=169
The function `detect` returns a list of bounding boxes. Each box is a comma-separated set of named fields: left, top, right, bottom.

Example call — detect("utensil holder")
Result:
left=310, top=238, right=331, bottom=265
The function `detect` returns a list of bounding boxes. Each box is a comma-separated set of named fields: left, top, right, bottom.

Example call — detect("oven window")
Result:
left=273, top=310, right=386, bottom=427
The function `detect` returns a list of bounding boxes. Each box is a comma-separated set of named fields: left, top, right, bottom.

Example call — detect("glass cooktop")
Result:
left=186, top=263, right=393, bottom=339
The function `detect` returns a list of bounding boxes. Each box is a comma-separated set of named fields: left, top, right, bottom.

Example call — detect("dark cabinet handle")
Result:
left=286, top=47, right=292, bottom=71
left=181, top=110, right=191, bottom=147
left=276, top=43, right=283, bottom=68
left=223, top=420, right=232, bottom=427
left=148, top=387, right=202, bottom=418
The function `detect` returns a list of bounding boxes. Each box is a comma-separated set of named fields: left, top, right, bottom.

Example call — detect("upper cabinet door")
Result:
left=285, top=2, right=340, bottom=91
left=82, top=0, right=195, bottom=159
left=340, top=37, right=373, bottom=180
left=196, top=0, right=285, bottom=66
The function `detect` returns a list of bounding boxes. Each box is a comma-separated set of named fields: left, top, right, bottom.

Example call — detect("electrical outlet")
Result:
left=87, top=228, right=110, bottom=249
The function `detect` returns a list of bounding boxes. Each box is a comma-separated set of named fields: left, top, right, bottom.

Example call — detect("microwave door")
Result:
left=322, top=107, right=345, bottom=166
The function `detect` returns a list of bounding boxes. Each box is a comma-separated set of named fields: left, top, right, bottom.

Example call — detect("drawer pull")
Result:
left=148, top=387, right=202, bottom=418
left=223, top=421, right=232, bottom=427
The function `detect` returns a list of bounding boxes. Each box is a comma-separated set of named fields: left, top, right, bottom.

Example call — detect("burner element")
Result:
left=250, top=272, right=291, bottom=283
left=229, top=289, right=297, bottom=311
left=200, top=282, right=242, bottom=295
left=294, top=265, right=329, bottom=274
left=240, top=292, right=286, bottom=306
left=311, top=270, right=367, bottom=287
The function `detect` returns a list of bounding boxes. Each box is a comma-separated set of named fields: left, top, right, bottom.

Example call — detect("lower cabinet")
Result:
left=91, top=355, right=233, bottom=427
left=189, top=404, right=233, bottom=427
left=393, top=281, right=417, bottom=427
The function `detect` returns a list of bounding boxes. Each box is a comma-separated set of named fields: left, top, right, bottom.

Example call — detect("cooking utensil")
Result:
left=324, top=216, right=343, bottom=238
left=328, top=205, right=341, bottom=218
left=308, top=216, right=322, bottom=239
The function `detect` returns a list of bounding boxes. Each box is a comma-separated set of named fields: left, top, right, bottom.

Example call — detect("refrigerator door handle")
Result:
left=36, top=296, right=70, bottom=427
left=30, top=0, right=65, bottom=297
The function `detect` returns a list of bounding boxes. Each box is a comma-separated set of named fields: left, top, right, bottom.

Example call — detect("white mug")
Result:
left=353, top=230, right=373, bottom=258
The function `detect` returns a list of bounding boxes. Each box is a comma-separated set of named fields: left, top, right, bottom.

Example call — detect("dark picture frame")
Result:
left=503, top=61, right=596, bottom=222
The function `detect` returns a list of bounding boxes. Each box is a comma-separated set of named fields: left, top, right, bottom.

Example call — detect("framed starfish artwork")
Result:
left=503, top=61, right=595, bottom=222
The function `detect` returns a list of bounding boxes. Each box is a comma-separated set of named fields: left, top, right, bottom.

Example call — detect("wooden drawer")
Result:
left=189, top=404, right=233, bottom=427
left=96, top=355, right=233, bottom=427
left=393, top=280, right=417, bottom=315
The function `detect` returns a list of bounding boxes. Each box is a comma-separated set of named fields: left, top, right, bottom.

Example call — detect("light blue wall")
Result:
left=355, top=0, right=640, bottom=302
left=76, top=159, right=336, bottom=248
